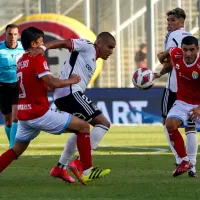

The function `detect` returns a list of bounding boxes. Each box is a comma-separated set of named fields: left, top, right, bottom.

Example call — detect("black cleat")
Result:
left=188, top=171, right=198, bottom=178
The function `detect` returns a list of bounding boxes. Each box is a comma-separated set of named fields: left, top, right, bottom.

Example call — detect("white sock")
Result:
left=186, top=131, right=198, bottom=166
left=182, top=156, right=189, bottom=162
left=90, top=125, right=109, bottom=154
left=59, top=133, right=77, bottom=166
left=164, top=125, right=182, bottom=164
left=58, top=125, right=109, bottom=165
left=83, top=167, right=92, bottom=175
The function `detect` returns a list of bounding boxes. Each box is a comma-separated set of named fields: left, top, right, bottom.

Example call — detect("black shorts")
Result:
left=161, top=88, right=176, bottom=118
left=54, top=91, right=102, bottom=121
left=0, top=82, right=19, bottom=115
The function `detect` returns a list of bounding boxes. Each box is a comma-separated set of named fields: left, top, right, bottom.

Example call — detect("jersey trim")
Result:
left=172, top=38, right=178, bottom=47
left=69, top=51, right=79, bottom=93
left=38, top=71, right=51, bottom=78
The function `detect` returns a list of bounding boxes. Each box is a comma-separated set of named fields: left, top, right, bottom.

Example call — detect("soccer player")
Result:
left=157, top=35, right=200, bottom=176
left=0, top=24, right=24, bottom=148
left=154, top=8, right=198, bottom=177
left=29, top=32, right=116, bottom=182
left=0, top=27, right=105, bottom=185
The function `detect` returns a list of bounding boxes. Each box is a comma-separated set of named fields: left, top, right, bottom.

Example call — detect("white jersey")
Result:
left=164, top=28, right=191, bottom=92
left=54, top=39, right=96, bottom=100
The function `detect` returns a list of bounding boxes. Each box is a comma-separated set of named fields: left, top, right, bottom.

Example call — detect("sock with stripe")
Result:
left=77, top=132, right=92, bottom=171
left=4, top=125, right=11, bottom=143
left=90, top=125, right=109, bottom=154
left=168, top=129, right=187, bottom=158
left=0, top=148, right=17, bottom=173
left=186, top=131, right=198, bottom=166
left=10, top=122, right=18, bottom=148
left=164, top=125, right=182, bottom=164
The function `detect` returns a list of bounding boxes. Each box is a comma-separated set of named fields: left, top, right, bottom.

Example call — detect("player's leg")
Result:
left=55, top=92, right=111, bottom=179
left=185, top=123, right=198, bottom=177
left=166, top=102, right=193, bottom=177
left=0, top=120, right=36, bottom=173
left=161, top=88, right=182, bottom=165
left=0, top=85, right=12, bottom=145
left=9, top=83, right=19, bottom=148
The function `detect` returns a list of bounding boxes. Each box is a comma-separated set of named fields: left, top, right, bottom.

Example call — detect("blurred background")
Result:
left=0, top=0, right=199, bottom=124
left=0, top=0, right=199, bottom=88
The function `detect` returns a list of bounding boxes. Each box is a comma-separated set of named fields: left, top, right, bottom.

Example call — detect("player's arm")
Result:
left=155, top=49, right=173, bottom=78
left=44, top=40, right=72, bottom=51
left=28, top=40, right=72, bottom=57
left=41, top=74, right=81, bottom=89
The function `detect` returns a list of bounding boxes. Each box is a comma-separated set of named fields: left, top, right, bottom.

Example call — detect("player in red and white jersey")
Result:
left=157, top=35, right=200, bottom=177
left=29, top=32, right=116, bottom=182
left=0, top=27, right=108, bottom=185
left=154, top=8, right=198, bottom=177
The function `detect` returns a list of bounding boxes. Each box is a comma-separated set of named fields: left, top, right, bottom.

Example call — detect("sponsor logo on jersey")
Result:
left=192, top=71, right=198, bottom=79
left=175, top=64, right=180, bottom=69
left=175, top=54, right=182, bottom=58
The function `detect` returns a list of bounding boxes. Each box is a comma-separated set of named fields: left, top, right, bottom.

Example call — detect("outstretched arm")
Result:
left=28, top=40, right=73, bottom=56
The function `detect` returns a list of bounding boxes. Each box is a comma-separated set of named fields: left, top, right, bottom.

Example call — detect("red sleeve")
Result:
left=34, top=55, right=51, bottom=77
left=169, top=47, right=183, bottom=63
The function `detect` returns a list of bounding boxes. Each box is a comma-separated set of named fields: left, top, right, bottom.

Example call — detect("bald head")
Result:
left=96, top=32, right=116, bottom=42
left=95, top=32, right=116, bottom=60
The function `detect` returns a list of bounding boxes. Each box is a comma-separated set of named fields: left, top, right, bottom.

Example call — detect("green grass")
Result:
left=0, top=125, right=200, bottom=200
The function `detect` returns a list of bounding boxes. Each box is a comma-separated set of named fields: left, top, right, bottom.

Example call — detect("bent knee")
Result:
left=79, top=121, right=90, bottom=133
left=165, top=118, right=180, bottom=132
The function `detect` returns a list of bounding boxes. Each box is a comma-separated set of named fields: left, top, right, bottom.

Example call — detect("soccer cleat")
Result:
left=50, top=166, right=75, bottom=183
left=188, top=171, right=198, bottom=178
left=68, top=159, right=86, bottom=185
left=172, top=160, right=193, bottom=177
left=83, top=167, right=111, bottom=182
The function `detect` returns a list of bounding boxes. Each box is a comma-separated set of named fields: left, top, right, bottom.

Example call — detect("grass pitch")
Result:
left=0, top=125, right=200, bottom=200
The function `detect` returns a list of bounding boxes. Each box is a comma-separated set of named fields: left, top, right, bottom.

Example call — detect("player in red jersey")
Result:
left=157, top=36, right=200, bottom=177
left=0, top=27, right=96, bottom=185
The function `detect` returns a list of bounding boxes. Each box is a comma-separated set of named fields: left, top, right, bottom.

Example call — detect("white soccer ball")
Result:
left=132, top=68, right=155, bottom=90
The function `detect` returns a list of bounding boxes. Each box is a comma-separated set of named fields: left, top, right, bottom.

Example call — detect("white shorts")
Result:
left=15, top=109, right=72, bottom=142
left=167, top=100, right=199, bottom=127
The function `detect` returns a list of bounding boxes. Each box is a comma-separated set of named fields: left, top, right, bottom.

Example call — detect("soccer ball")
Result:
left=132, top=68, right=155, bottom=90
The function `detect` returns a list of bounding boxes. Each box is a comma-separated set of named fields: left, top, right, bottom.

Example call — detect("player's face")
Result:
left=167, top=15, right=184, bottom=32
left=99, top=39, right=116, bottom=60
left=5, top=27, right=19, bottom=47
left=31, top=37, right=44, bottom=48
left=182, top=44, right=199, bottom=64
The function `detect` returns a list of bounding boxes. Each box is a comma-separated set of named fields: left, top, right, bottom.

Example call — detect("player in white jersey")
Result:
left=155, top=8, right=198, bottom=177
left=29, top=32, right=116, bottom=182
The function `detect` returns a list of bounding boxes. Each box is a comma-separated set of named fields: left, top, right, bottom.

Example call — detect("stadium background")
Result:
left=0, top=0, right=199, bottom=124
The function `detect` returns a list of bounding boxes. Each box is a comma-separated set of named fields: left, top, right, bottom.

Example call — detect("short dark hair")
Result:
left=167, top=8, right=186, bottom=20
left=97, top=32, right=115, bottom=42
left=21, top=27, right=44, bottom=50
left=181, top=36, right=199, bottom=47
left=5, top=24, right=18, bottom=32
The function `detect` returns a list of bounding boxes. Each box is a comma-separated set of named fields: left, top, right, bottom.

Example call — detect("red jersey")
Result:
left=170, top=48, right=200, bottom=105
left=17, top=53, right=51, bottom=120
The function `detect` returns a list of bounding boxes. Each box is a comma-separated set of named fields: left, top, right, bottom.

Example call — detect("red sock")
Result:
left=77, top=132, right=92, bottom=170
left=0, top=148, right=17, bottom=173
left=168, top=129, right=187, bottom=158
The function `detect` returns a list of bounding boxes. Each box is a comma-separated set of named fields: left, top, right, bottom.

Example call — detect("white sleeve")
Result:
left=71, top=39, right=93, bottom=52
left=166, top=31, right=192, bottom=49
left=165, top=34, right=179, bottom=50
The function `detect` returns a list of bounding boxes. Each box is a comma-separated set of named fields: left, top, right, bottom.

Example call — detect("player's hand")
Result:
left=157, top=52, right=169, bottom=64
left=153, top=72, right=162, bottom=79
left=68, top=74, right=81, bottom=84
left=28, top=47, right=45, bottom=57
left=190, top=106, right=200, bottom=121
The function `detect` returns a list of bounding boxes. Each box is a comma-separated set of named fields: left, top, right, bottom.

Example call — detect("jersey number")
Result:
left=17, top=72, right=26, bottom=98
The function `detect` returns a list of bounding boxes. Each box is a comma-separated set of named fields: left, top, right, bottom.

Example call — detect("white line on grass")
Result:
left=0, top=143, right=169, bottom=154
